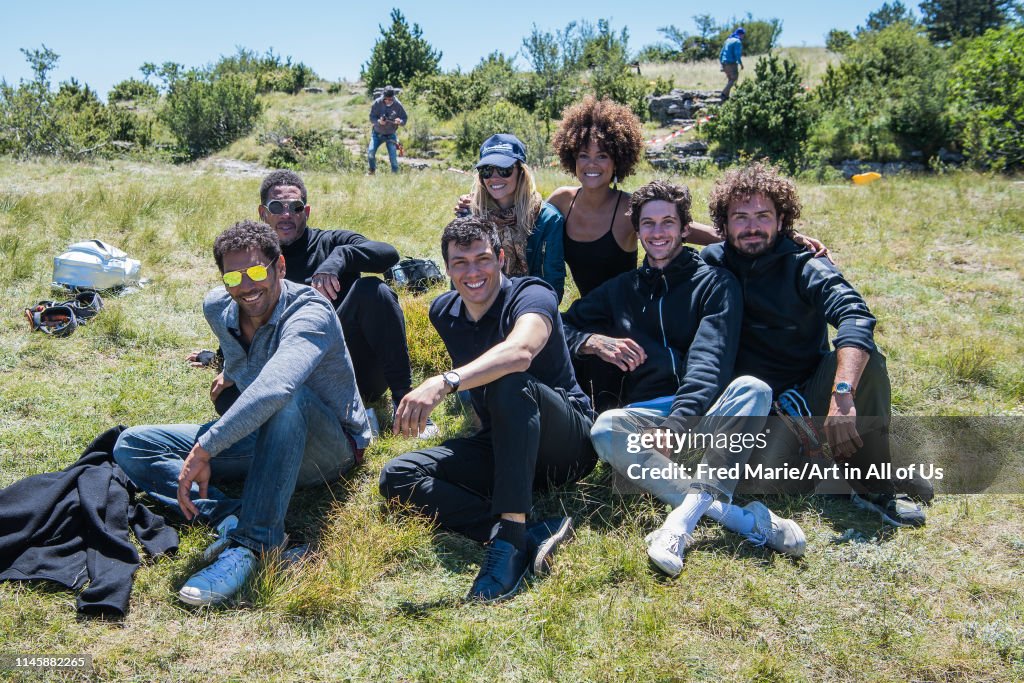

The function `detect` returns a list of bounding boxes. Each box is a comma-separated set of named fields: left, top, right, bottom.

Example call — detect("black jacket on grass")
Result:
left=281, top=226, right=400, bottom=306
left=562, top=247, right=742, bottom=422
left=0, top=427, right=178, bottom=617
left=700, top=236, right=877, bottom=396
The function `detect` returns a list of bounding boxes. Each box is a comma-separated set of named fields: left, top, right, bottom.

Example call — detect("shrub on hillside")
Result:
left=947, top=25, right=1024, bottom=171
left=808, top=23, right=951, bottom=162
left=0, top=47, right=150, bottom=158
left=411, top=52, right=520, bottom=119
left=159, top=70, right=263, bottom=160
left=212, top=48, right=316, bottom=94
left=704, top=54, right=812, bottom=171
left=658, top=14, right=783, bottom=62
left=826, top=29, right=854, bottom=52
left=108, top=78, right=159, bottom=103
left=455, top=101, right=547, bottom=166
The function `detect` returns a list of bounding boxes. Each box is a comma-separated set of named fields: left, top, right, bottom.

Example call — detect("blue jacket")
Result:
left=526, top=202, right=567, bottom=303
left=701, top=237, right=877, bottom=396
left=720, top=36, right=743, bottom=65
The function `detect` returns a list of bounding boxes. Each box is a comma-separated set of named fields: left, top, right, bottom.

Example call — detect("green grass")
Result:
left=1, top=158, right=1023, bottom=682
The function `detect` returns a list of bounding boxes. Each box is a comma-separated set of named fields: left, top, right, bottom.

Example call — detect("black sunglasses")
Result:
left=478, top=165, right=516, bottom=180
left=264, top=199, right=306, bottom=215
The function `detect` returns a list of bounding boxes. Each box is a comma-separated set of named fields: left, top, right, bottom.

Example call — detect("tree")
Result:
left=521, top=22, right=584, bottom=136
left=361, top=9, right=441, bottom=93
left=920, top=0, right=1019, bottom=42
left=858, top=2, right=917, bottom=34
left=947, top=24, right=1024, bottom=170
left=826, top=29, right=855, bottom=52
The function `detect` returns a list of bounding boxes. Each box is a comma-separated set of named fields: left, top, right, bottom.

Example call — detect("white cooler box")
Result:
left=53, top=240, right=142, bottom=290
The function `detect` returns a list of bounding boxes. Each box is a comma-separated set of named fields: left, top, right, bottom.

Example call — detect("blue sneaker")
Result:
left=178, top=546, right=256, bottom=606
left=202, top=515, right=238, bottom=561
left=466, top=539, right=529, bottom=603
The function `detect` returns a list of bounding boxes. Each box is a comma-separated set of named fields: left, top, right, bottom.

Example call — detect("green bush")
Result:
left=455, top=101, right=548, bottom=165
left=108, top=78, right=159, bottom=103
left=0, top=47, right=151, bottom=158
left=809, top=23, right=951, bottom=162
left=947, top=25, right=1024, bottom=170
left=704, top=54, right=812, bottom=170
left=658, top=14, right=782, bottom=63
left=159, top=70, right=263, bottom=160
left=212, top=47, right=316, bottom=94
left=261, top=120, right=358, bottom=172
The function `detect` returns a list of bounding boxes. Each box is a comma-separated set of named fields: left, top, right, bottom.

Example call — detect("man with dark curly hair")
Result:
left=565, top=181, right=805, bottom=577
left=115, top=221, right=371, bottom=606
left=702, top=163, right=926, bottom=527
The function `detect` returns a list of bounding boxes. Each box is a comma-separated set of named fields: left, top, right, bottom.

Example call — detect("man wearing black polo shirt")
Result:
left=379, top=216, right=596, bottom=602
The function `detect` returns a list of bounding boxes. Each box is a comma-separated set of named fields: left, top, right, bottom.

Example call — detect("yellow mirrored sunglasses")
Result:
left=222, top=263, right=271, bottom=287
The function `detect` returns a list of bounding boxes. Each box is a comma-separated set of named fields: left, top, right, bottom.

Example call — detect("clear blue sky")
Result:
left=1, top=1, right=906, bottom=98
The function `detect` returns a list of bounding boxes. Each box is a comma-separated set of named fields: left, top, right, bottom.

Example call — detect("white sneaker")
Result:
left=202, top=514, right=239, bottom=561
left=179, top=546, right=257, bottom=606
left=741, top=501, right=806, bottom=558
left=645, top=527, right=694, bottom=578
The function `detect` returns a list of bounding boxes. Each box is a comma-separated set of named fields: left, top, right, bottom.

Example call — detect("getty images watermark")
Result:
left=609, top=416, right=1020, bottom=495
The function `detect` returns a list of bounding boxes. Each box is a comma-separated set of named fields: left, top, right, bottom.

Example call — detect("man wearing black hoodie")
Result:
left=700, top=163, right=924, bottom=527
left=567, top=181, right=805, bottom=577
left=379, top=216, right=596, bottom=603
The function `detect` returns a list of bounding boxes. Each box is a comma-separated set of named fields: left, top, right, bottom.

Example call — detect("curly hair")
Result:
left=441, top=216, right=502, bottom=265
left=260, top=169, right=307, bottom=204
left=551, top=96, right=645, bottom=181
left=213, top=220, right=282, bottom=273
left=707, top=163, right=802, bottom=238
left=627, top=180, right=692, bottom=231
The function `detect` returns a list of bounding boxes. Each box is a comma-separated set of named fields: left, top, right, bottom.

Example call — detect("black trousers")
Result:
left=338, top=277, right=413, bottom=404
left=379, top=372, right=597, bottom=542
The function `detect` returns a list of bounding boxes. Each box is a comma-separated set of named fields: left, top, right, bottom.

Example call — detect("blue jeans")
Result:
left=367, top=131, right=398, bottom=173
left=113, top=385, right=355, bottom=553
left=590, top=376, right=772, bottom=506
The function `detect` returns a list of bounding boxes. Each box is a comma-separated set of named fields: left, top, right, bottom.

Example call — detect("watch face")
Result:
left=835, top=382, right=853, bottom=394
left=444, top=371, right=460, bottom=389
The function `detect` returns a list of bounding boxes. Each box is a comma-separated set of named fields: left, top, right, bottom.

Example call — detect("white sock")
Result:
left=705, top=502, right=756, bottom=535
left=662, top=490, right=715, bottom=536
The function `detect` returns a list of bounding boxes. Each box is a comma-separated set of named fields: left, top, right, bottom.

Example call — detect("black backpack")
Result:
left=384, top=258, right=445, bottom=294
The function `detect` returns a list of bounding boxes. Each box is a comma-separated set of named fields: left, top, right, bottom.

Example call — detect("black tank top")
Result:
left=563, top=190, right=638, bottom=297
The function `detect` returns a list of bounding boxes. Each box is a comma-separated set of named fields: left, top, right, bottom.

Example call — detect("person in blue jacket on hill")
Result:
left=719, top=27, right=745, bottom=100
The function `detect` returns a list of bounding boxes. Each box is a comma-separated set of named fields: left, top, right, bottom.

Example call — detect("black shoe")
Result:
left=466, top=539, right=529, bottom=603
left=526, top=516, right=575, bottom=576
left=852, top=492, right=926, bottom=527
left=895, top=470, right=935, bottom=505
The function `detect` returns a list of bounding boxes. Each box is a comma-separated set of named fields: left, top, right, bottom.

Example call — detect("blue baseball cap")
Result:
left=476, top=134, right=527, bottom=168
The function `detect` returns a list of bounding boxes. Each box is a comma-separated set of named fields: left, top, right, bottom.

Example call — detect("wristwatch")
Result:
left=832, top=381, right=855, bottom=398
left=443, top=370, right=461, bottom=394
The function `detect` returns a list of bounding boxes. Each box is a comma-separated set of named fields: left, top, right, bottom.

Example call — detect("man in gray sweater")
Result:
left=367, top=86, right=407, bottom=174
left=114, top=220, right=371, bottom=606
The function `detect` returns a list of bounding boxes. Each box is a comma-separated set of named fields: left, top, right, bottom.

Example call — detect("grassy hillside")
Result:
left=0, top=156, right=1022, bottom=681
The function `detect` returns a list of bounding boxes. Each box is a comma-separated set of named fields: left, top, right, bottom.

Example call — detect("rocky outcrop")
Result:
left=648, top=90, right=722, bottom=125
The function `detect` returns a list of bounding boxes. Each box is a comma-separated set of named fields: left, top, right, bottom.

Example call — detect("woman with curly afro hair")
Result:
left=547, top=96, right=720, bottom=298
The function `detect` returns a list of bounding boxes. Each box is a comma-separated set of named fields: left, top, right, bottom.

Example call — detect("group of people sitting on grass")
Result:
left=111, top=96, right=929, bottom=608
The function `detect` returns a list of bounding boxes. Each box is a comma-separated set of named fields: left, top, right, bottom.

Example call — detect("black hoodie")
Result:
left=563, top=247, right=742, bottom=419
left=701, top=236, right=877, bottom=395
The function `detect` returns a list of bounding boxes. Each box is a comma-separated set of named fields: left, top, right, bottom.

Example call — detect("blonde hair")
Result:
left=469, top=162, right=542, bottom=234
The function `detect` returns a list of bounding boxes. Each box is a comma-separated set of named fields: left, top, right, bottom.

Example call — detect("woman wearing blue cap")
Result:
left=459, top=133, right=566, bottom=302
